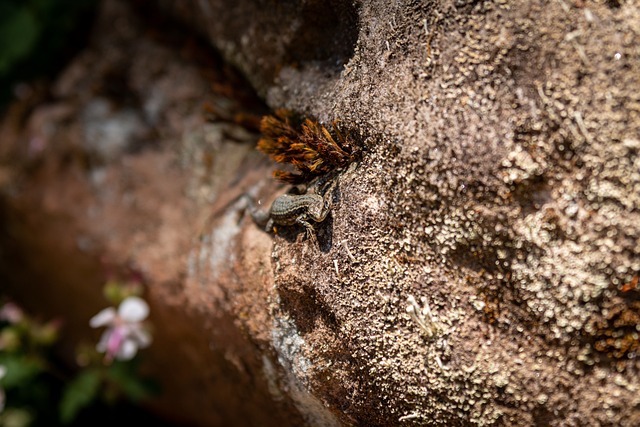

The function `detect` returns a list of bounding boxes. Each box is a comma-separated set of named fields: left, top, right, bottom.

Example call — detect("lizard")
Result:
left=250, top=176, right=338, bottom=241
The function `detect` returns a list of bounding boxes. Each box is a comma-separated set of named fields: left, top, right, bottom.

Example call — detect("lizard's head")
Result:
left=308, top=197, right=331, bottom=222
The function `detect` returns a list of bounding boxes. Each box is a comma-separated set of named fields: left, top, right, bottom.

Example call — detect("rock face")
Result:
left=1, top=0, right=639, bottom=426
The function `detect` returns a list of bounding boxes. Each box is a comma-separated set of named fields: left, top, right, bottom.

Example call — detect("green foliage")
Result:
left=0, top=291, right=158, bottom=426
left=107, top=360, right=158, bottom=403
left=0, top=6, right=40, bottom=76
left=0, top=354, right=43, bottom=389
left=103, top=280, right=143, bottom=306
left=58, top=360, right=158, bottom=424
left=0, top=318, right=59, bottom=427
left=59, top=369, right=101, bottom=424
left=0, top=0, right=98, bottom=106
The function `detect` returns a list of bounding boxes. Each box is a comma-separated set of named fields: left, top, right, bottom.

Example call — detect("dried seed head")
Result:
left=257, top=109, right=357, bottom=183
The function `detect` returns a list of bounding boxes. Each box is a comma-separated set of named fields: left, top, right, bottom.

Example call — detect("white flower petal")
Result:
left=129, top=326, right=152, bottom=348
left=116, top=338, right=138, bottom=361
left=90, top=307, right=116, bottom=328
left=96, top=329, right=112, bottom=353
left=0, top=365, right=6, bottom=379
left=118, top=297, right=149, bottom=323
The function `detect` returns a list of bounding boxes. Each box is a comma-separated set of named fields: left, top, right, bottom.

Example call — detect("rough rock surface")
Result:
left=1, top=0, right=639, bottom=426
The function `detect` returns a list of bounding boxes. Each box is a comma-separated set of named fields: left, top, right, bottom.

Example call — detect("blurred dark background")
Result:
left=0, top=0, right=97, bottom=108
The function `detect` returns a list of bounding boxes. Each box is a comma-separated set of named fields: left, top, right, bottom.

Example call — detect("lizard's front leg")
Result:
left=296, top=216, right=317, bottom=242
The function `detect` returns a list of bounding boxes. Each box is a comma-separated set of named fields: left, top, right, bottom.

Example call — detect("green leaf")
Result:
left=0, top=354, right=43, bottom=389
left=107, top=361, right=156, bottom=402
left=59, top=369, right=101, bottom=424
left=0, top=6, right=40, bottom=76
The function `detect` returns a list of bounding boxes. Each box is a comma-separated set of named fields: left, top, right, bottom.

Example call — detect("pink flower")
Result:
left=0, top=303, right=24, bottom=324
left=89, top=297, right=151, bottom=362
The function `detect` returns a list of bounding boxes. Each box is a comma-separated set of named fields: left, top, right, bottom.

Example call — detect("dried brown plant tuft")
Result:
left=257, top=109, right=357, bottom=183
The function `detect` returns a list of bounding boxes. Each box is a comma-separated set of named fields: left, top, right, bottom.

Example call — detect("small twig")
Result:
left=341, top=239, right=357, bottom=263
left=406, top=295, right=440, bottom=338
left=399, top=412, right=422, bottom=422
left=573, top=111, right=592, bottom=142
